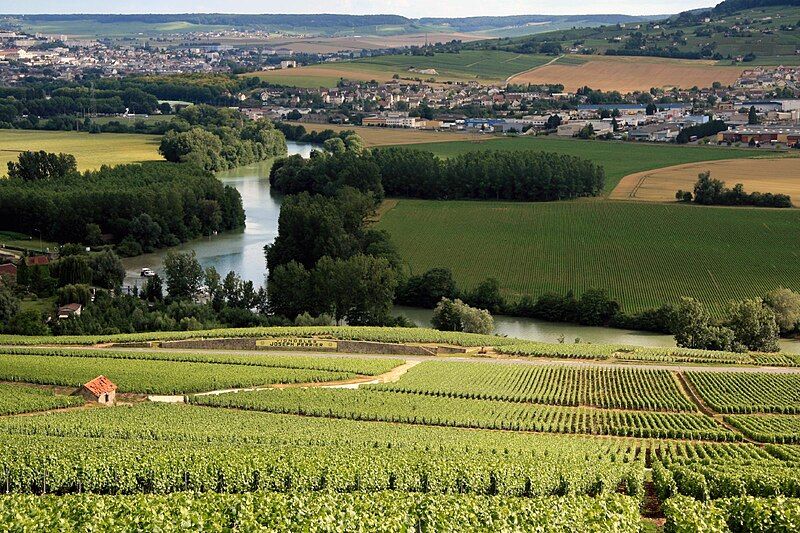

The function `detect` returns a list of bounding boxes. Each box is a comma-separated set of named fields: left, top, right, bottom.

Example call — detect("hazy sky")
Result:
left=3, top=1, right=716, bottom=18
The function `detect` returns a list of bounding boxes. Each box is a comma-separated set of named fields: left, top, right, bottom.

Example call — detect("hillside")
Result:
left=464, top=0, right=800, bottom=65
left=5, top=13, right=665, bottom=39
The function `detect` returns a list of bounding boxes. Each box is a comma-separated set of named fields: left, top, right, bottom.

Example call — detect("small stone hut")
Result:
left=74, top=375, right=117, bottom=405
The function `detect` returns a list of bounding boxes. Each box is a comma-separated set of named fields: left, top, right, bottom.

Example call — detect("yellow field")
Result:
left=253, top=65, right=393, bottom=88
left=290, top=123, right=476, bottom=147
left=509, top=55, right=745, bottom=92
left=611, top=158, right=800, bottom=203
left=0, top=130, right=162, bottom=172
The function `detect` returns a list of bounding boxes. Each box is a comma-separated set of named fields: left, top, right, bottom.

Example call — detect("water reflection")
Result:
left=121, top=141, right=314, bottom=289
left=394, top=306, right=800, bottom=354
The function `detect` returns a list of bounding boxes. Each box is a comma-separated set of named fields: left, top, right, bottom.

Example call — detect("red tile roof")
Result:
left=82, top=375, right=117, bottom=396
left=0, top=263, right=16, bottom=276
left=25, top=256, right=49, bottom=266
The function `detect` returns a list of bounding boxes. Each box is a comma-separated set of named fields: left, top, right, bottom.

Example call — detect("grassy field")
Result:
left=253, top=50, right=551, bottom=87
left=508, top=55, right=745, bottom=92
left=408, top=136, right=763, bottom=194
left=0, top=130, right=162, bottom=172
left=611, top=158, right=800, bottom=203
left=375, top=199, right=800, bottom=313
left=288, top=123, right=474, bottom=147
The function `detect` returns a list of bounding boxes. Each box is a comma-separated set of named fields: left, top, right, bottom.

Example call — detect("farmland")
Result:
left=0, top=130, right=161, bottom=172
left=507, top=55, right=745, bottom=92
left=375, top=199, right=800, bottom=313
left=611, top=157, right=800, bottom=203
left=252, top=50, right=551, bottom=87
left=286, top=122, right=472, bottom=147
left=407, top=135, right=762, bottom=193
left=0, top=330, right=798, bottom=528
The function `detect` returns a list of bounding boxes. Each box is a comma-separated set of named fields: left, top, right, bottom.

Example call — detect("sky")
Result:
left=2, top=1, right=716, bottom=18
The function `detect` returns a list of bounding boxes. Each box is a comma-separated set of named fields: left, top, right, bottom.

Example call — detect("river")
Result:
left=394, top=306, right=800, bottom=354
left=122, top=142, right=800, bottom=354
left=121, top=141, right=315, bottom=288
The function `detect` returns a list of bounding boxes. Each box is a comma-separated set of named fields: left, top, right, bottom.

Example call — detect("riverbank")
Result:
left=394, top=306, right=800, bottom=355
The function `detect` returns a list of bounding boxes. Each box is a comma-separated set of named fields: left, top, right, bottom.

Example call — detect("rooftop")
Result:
left=82, top=375, right=117, bottom=396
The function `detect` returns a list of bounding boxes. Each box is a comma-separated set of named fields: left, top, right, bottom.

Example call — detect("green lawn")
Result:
left=376, top=199, right=800, bottom=313
left=0, top=130, right=162, bottom=172
left=407, top=136, right=770, bottom=194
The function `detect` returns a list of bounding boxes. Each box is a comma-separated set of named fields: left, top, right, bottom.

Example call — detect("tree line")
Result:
left=0, top=153, right=245, bottom=253
left=677, top=171, right=792, bottom=208
left=271, top=147, right=605, bottom=202
left=0, top=75, right=263, bottom=131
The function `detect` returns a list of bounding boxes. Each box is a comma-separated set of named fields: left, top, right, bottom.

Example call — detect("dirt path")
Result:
left=610, top=157, right=800, bottom=203
left=675, top=371, right=758, bottom=445
left=504, top=54, right=564, bottom=85
left=148, top=360, right=420, bottom=403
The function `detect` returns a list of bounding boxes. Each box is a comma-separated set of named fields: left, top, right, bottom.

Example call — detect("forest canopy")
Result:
left=0, top=158, right=244, bottom=252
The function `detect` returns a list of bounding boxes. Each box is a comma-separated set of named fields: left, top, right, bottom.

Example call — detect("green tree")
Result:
left=396, top=268, right=459, bottom=308
left=56, top=284, right=92, bottom=306
left=57, top=255, right=93, bottom=286
left=164, top=251, right=203, bottom=300
left=748, top=105, right=759, bottom=125
left=314, top=254, right=398, bottom=325
left=267, top=261, right=312, bottom=319
left=763, top=288, right=800, bottom=334
left=323, top=137, right=346, bottom=154
left=7, top=151, right=77, bottom=181
left=159, top=128, right=224, bottom=171
left=0, top=286, right=20, bottom=329
left=466, top=278, right=504, bottom=315
left=672, top=297, right=737, bottom=351
left=142, top=273, right=164, bottom=303
left=431, top=297, right=494, bottom=335
left=7, top=310, right=49, bottom=335
left=344, top=134, right=365, bottom=154
left=90, top=250, right=125, bottom=290
left=575, top=289, right=620, bottom=326
left=725, top=298, right=780, bottom=353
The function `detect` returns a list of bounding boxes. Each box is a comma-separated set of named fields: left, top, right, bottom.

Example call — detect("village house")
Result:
left=73, top=375, right=117, bottom=405
left=57, top=303, right=83, bottom=320
left=0, top=262, right=17, bottom=283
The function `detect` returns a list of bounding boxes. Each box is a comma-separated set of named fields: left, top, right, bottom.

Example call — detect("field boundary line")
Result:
left=504, top=54, right=564, bottom=85
left=675, top=371, right=758, bottom=445
left=149, top=359, right=416, bottom=403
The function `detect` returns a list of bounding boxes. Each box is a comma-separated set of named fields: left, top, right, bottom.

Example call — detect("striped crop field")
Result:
left=375, top=199, right=800, bottom=314
left=371, top=361, right=694, bottom=412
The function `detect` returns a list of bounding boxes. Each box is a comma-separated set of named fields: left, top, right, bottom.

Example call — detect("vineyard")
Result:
left=726, top=415, right=800, bottom=444
left=375, top=199, right=800, bottom=313
left=0, top=353, right=357, bottom=394
left=0, top=326, right=518, bottom=347
left=0, top=383, right=82, bottom=416
left=686, top=372, right=800, bottom=414
left=372, top=361, right=694, bottom=411
left=0, top=492, right=644, bottom=531
left=0, top=347, right=401, bottom=376
left=0, top=326, right=798, bottom=528
left=190, top=388, right=735, bottom=440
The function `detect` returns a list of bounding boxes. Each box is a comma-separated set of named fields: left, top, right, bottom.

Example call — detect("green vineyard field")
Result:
left=191, top=388, right=734, bottom=440
left=686, top=372, right=800, bottom=414
left=376, top=199, right=800, bottom=312
left=372, top=361, right=694, bottom=411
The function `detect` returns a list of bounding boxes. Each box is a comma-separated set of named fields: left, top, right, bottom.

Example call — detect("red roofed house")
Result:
left=74, top=375, right=117, bottom=405
left=0, top=263, right=16, bottom=283
left=25, top=255, right=50, bottom=267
